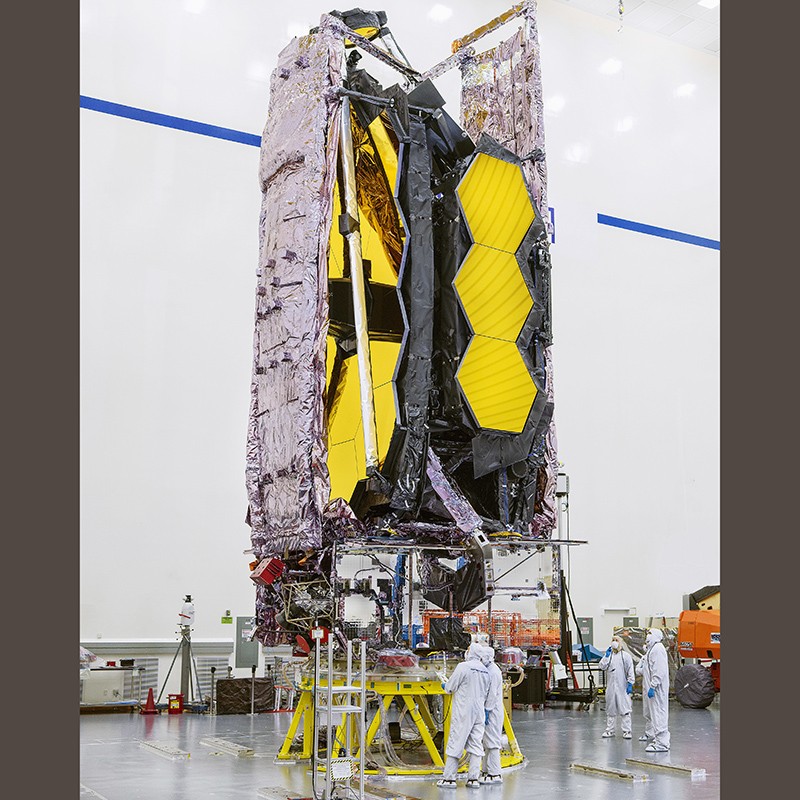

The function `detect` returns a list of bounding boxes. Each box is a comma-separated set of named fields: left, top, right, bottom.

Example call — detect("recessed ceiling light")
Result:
left=545, top=95, right=566, bottom=114
left=599, top=58, right=622, bottom=75
left=565, top=143, right=590, bottom=163
left=247, top=62, right=270, bottom=82
left=428, top=4, right=453, bottom=22
left=675, top=83, right=696, bottom=97
left=183, top=0, right=207, bottom=13
left=698, top=0, right=720, bottom=9
left=615, top=117, right=634, bottom=133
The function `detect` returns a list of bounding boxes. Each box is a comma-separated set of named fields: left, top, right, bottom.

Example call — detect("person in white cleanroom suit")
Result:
left=436, top=645, right=491, bottom=789
left=477, top=644, right=505, bottom=784
left=643, top=628, right=671, bottom=751
left=598, top=635, right=635, bottom=738
left=635, top=638, right=655, bottom=743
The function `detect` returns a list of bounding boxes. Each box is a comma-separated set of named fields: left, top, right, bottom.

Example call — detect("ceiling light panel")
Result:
left=427, top=4, right=453, bottom=23
left=599, top=58, right=622, bottom=75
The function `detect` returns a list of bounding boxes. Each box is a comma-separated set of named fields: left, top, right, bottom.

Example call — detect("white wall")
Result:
left=80, top=0, right=719, bottom=658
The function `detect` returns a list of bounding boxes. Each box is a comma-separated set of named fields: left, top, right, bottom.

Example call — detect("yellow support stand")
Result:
left=276, top=675, right=525, bottom=775
left=277, top=690, right=315, bottom=760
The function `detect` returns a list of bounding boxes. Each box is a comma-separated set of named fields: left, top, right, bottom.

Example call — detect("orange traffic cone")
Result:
left=140, top=687, right=159, bottom=715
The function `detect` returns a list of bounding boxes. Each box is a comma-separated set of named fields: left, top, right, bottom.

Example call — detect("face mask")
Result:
left=611, top=641, right=620, bottom=651
left=645, top=632, right=654, bottom=647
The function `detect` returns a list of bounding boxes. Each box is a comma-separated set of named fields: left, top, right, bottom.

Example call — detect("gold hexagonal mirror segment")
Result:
left=324, top=338, right=400, bottom=502
left=456, top=336, right=538, bottom=434
left=456, top=153, right=536, bottom=253
left=453, top=243, right=533, bottom=341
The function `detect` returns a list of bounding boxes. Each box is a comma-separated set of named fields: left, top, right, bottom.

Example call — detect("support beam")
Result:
left=199, top=737, right=255, bottom=757
left=570, top=763, right=649, bottom=782
left=325, top=17, right=421, bottom=82
left=402, top=695, right=444, bottom=767
left=503, top=706, right=522, bottom=758
left=450, top=2, right=526, bottom=53
left=339, top=96, right=379, bottom=472
left=626, top=758, right=706, bottom=779
left=139, top=741, right=191, bottom=761
left=277, top=692, right=313, bottom=760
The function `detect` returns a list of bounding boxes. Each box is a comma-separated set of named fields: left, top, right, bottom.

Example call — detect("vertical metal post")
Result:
left=558, top=570, right=570, bottom=682
left=210, top=666, right=216, bottom=715
left=359, top=640, right=366, bottom=800
left=312, top=635, right=321, bottom=799
left=136, top=666, right=143, bottom=705
left=487, top=596, right=493, bottom=647
left=407, top=550, right=414, bottom=648
left=447, top=590, right=454, bottom=649
left=326, top=637, right=333, bottom=800
left=339, top=96, right=379, bottom=471
left=189, top=639, right=203, bottom=704
left=346, top=640, right=353, bottom=796
left=180, top=627, right=191, bottom=698
left=250, top=665, right=256, bottom=715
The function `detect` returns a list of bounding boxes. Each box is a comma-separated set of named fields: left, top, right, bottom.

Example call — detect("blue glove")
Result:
left=485, top=709, right=490, bottom=725
left=605, top=647, right=612, bottom=657
left=647, top=687, right=655, bottom=698
left=626, top=682, right=633, bottom=695
left=441, top=682, right=447, bottom=692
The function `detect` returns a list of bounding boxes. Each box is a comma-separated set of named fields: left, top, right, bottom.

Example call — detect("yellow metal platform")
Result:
left=276, top=675, right=524, bottom=776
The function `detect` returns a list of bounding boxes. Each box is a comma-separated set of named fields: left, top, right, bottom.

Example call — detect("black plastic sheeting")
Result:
left=418, top=553, right=487, bottom=613
left=429, top=616, right=473, bottom=651
left=385, top=112, right=436, bottom=515
left=452, top=559, right=489, bottom=611
left=215, top=677, right=276, bottom=714
left=674, top=664, right=717, bottom=709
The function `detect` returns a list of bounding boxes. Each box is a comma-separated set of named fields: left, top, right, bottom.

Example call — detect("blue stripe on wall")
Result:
left=80, top=95, right=262, bottom=148
left=597, top=213, right=720, bottom=250
left=80, top=96, right=719, bottom=252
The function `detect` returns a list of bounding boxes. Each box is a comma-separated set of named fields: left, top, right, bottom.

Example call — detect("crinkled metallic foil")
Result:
left=351, top=112, right=403, bottom=276
left=426, top=448, right=482, bottom=533
left=246, top=18, right=344, bottom=558
left=529, top=344, right=558, bottom=536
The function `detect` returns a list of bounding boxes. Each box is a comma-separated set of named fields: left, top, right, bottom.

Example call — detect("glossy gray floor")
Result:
left=80, top=697, right=720, bottom=800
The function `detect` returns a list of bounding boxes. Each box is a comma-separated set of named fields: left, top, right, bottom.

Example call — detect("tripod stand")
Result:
left=156, top=625, right=203, bottom=705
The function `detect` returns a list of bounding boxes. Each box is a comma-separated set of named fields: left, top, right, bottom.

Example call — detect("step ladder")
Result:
left=312, top=633, right=366, bottom=800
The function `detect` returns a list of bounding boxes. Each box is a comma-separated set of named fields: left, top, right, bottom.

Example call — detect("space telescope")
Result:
left=244, top=2, right=564, bottom=654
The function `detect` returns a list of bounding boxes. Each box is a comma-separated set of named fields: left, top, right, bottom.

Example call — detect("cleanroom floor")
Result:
left=80, top=697, right=720, bottom=800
